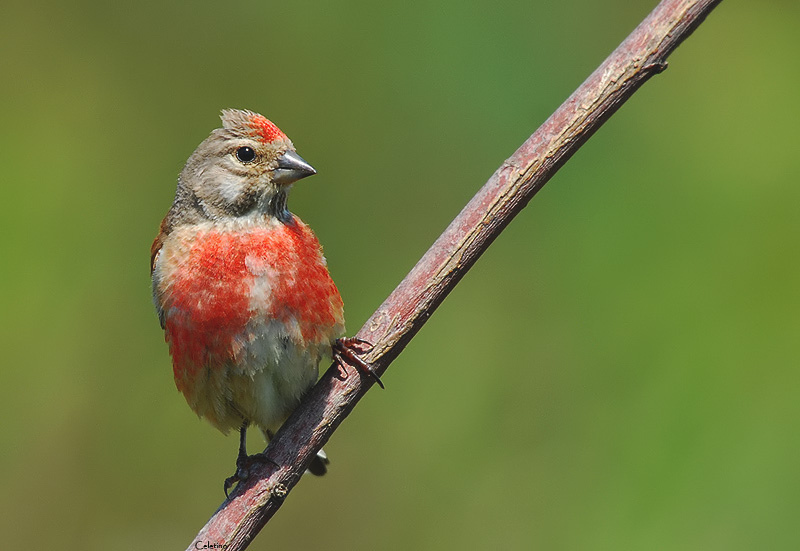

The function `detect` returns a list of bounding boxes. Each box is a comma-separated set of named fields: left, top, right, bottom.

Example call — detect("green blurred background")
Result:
left=1, top=1, right=798, bottom=549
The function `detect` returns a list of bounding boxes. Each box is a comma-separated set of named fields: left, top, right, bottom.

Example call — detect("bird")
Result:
left=151, top=109, right=379, bottom=495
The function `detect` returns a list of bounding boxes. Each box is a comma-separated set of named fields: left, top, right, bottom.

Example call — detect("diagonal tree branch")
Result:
left=187, top=0, right=723, bottom=548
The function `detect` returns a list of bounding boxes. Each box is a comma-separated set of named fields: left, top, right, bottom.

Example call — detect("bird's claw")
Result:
left=223, top=474, right=240, bottom=498
left=333, top=337, right=384, bottom=389
left=224, top=452, right=278, bottom=498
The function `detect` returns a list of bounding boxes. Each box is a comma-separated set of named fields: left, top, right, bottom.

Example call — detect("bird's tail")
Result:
left=307, top=448, right=329, bottom=476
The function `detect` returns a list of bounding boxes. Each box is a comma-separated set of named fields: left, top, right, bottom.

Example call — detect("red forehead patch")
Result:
left=248, top=113, right=287, bottom=144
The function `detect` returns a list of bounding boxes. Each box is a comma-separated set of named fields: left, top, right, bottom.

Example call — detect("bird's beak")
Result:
left=273, top=150, right=317, bottom=185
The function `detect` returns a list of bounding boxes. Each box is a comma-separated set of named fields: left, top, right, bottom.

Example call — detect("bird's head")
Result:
left=175, top=109, right=316, bottom=222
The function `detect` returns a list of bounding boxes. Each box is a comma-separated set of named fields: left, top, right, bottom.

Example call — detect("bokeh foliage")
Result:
left=1, top=1, right=798, bottom=549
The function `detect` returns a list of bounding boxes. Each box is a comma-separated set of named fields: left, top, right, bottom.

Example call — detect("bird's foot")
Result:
left=333, top=337, right=384, bottom=389
left=224, top=452, right=278, bottom=498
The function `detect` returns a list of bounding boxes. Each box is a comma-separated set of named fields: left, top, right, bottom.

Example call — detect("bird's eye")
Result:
left=235, top=146, right=256, bottom=163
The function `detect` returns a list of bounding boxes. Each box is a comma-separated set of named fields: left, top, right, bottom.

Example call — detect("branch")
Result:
left=187, top=0, right=723, bottom=548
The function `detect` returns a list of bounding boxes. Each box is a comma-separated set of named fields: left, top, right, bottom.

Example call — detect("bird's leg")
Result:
left=224, top=420, right=277, bottom=498
left=333, top=337, right=384, bottom=389
left=224, top=421, right=250, bottom=497
left=236, top=420, right=250, bottom=468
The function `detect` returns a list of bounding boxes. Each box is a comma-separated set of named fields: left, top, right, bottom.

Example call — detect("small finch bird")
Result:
left=151, top=109, right=377, bottom=494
